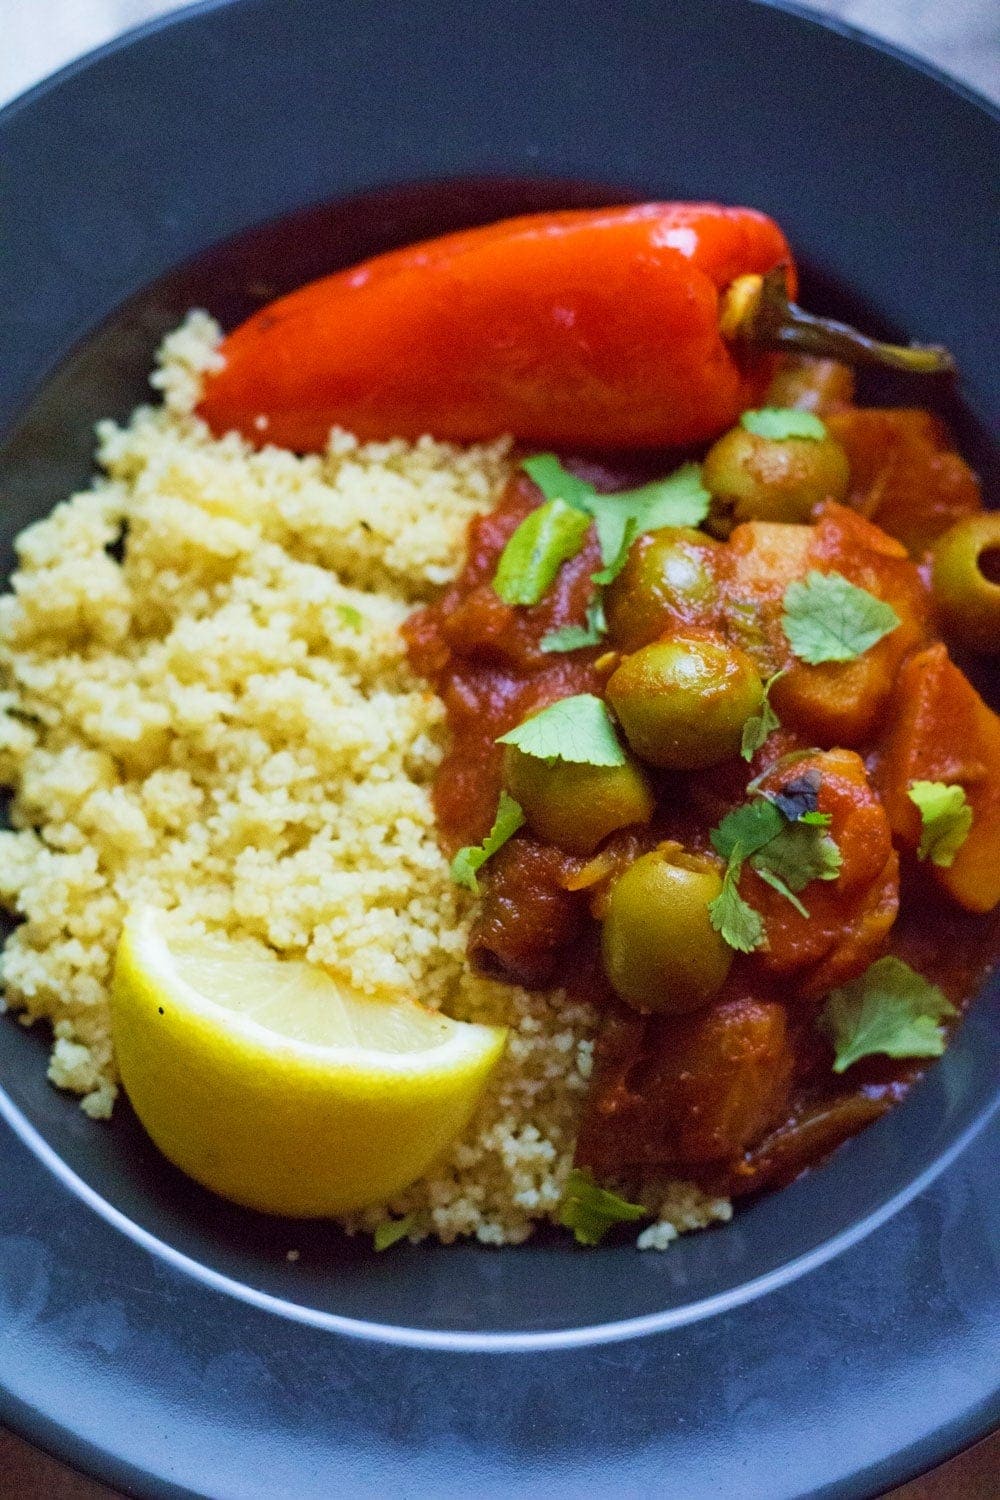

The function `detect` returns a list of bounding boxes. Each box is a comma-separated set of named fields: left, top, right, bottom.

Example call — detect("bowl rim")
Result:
left=0, top=0, right=998, bottom=1358
left=1, top=0, right=997, bottom=131
left=0, top=0, right=998, bottom=1493
left=1, top=1070, right=997, bottom=1353
left=757, top=0, right=999, bottom=122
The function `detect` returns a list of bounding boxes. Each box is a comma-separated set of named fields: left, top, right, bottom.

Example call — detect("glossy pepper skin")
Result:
left=198, top=203, right=794, bottom=452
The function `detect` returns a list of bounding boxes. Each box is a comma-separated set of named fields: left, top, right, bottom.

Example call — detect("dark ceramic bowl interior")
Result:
left=0, top=0, right=997, bottom=1351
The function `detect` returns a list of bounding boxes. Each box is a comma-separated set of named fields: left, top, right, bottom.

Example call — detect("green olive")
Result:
left=601, top=848, right=732, bottom=1013
left=703, top=425, right=850, bottom=530
left=502, top=744, right=654, bottom=856
left=931, top=513, right=1000, bottom=654
left=604, top=527, right=721, bottom=652
left=606, top=636, right=763, bottom=770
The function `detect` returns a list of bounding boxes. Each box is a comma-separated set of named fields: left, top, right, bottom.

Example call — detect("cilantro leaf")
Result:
left=819, top=956, right=957, bottom=1073
left=752, top=865, right=810, bottom=917
left=752, top=819, right=841, bottom=892
left=520, top=454, right=710, bottom=587
left=558, top=1168, right=647, bottom=1246
left=496, top=694, right=626, bottom=767
left=521, top=453, right=596, bottom=509
left=605, top=462, right=712, bottom=534
left=493, top=498, right=591, bottom=606
left=782, top=570, right=900, bottom=665
left=908, top=780, right=973, bottom=867
left=335, top=603, right=364, bottom=631
left=710, top=798, right=785, bottom=863
left=741, top=407, right=828, bottom=441
left=708, top=852, right=766, bottom=953
left=373, top=1214, right=418, bottom=1251
left=709, top=777, right=841, bottom=944
left=585, top=464, right=710, bottom=582
left=450, top=792, right=525, bottom=893
left=741, top=669, right=786, bottom=761
left=540, top=597, right=607, bottom=654
left=590, top=515, right=640, bottom=586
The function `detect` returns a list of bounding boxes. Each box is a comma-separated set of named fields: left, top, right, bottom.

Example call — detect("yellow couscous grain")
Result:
left=0, top=314, right=729, bottom=1245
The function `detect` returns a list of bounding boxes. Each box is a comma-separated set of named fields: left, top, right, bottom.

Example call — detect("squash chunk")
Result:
left=744, top=749, right=899, bottom=996
left=726, top=504, right=929, bottom=745
left=576, top=996, right=794, bottom=1174
left=827, top=408, right=982, bottom=558
left=876, top=644, right=1000, bottom=913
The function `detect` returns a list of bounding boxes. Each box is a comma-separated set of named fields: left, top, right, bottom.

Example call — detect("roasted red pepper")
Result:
left=199, top=202, right=953, bottom=453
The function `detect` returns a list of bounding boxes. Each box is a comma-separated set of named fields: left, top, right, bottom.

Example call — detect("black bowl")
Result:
left=0, top=2, right=997, bottom=1495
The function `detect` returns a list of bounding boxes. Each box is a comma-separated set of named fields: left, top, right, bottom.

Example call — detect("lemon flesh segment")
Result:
left=110, top=909, right=508, bottom=1217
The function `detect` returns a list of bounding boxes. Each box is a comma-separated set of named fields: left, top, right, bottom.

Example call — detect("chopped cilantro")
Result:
left=740, top=669, right=786, bottom=761
left=521, top=453, right=595, bottom=509
left=755, top=818, right=841, bottom=892
left=558, top=1168, right=647, bottom=1246
left=908, top=780, right=973, bottom=867
left=585, top=464, right=711, bottom=583
left=496, top=694, right=626, bottom=767
left=373, top=1214, right=418, bottom=1251
left=708, top=851, right=765, bottom=953
left=752, top=865, right=810, bottom=918
left=711, top=798, right=785, bottom=863
left=609, top=462, right=712, bottom=526
left=740, top=407, right=828, bottom=441
left=782, top=570, right=900, bottom=665
left=335, top=603, right=364, bottom=631
left=540, top=596, right=608, bottom=653
left=819, top=956, right=957, bottom=1073
left=521, top=454, right=710, bottom=588
left=450, top=792, right=525, bottom=894
left=493, top=497, right=591, bottom=606
left=590, top=515, right=640, bottom=587
left=709, top=776, right=841, bottom=945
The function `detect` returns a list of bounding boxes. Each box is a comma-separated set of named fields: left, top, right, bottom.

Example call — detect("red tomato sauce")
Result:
left=403, top=427, right=998, bottom=1201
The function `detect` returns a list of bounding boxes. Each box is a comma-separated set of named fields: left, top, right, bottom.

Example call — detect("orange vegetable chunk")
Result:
left=725, top=503, right=929, bottom=745
left=827, top=408, right=982, bottom=557
left=743, top=749, right=899, bottom=996
left=876, top=643, right=1000, bottom=913
left=576, top=995, right=795, bottom=1174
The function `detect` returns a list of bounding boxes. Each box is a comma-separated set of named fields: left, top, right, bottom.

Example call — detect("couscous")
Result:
left=0, top=312, right=729, bottom=1247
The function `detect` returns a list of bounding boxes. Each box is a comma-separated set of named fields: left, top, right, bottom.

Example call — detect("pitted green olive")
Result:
left=604, top=527, right=721, bottom=652
left=704, top=425, right=850, bottom=529
left=601, top=848, right=732, bottom=1013
left=606, top=636, right=763, bottom=770
left=502, top=744, right=654, bottom=856
left=930, top=513, right=1000, bottom=654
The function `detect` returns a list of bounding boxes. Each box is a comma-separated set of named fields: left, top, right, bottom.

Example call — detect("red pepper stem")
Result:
left=723, top=267, right=956, bottom=376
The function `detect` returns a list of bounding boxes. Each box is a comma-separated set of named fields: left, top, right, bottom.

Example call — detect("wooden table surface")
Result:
left=1, top=2, right=997, bottom=1497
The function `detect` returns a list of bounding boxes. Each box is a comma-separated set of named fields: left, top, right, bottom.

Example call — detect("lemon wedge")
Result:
left=110, top=908, right=507, bottom=1216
